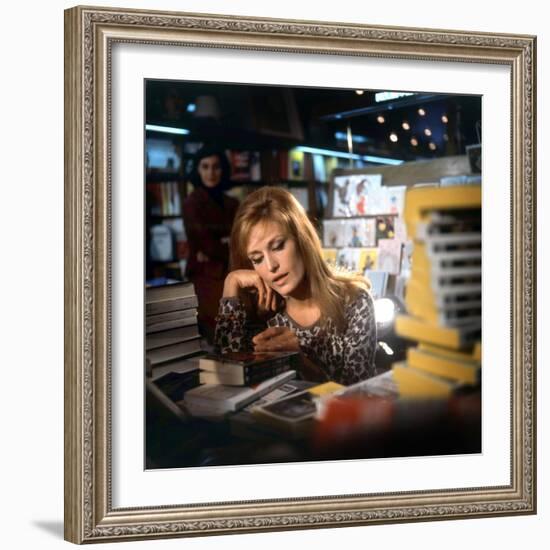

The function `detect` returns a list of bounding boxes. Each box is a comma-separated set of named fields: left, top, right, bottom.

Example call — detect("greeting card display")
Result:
left=332, top=174, right=383, bottom=217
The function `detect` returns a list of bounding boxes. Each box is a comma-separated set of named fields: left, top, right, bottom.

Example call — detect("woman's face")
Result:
left=246, top=221, right=305, bottom=298
left=197, top=155, right=223, bottom=188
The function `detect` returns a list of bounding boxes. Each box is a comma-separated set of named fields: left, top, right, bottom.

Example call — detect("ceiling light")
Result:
left=355, top=90, right=364, bottom=95
left=441, top=114, right=449, bottom=123
left=375, top=91, right=415, bottom=103
left=402, top=121, right=410, bottom=130
left=418, top=108, right=426, bottom=116
left=424, top=128, right=432, bottom=137
left=335, top=132, right=368, bottom=143
left=377, top=115, right=385, bottom=124
left=145, top=124, right=190, bottom=135
left=410, top=137, right=419, bottom=146
left=295, top=146, right=404, bottom=165
left=389, top=133, right=398, bottom=143
left=429, top=142, right=437, bottom=150
left=443, top=133, right=449, bottom=141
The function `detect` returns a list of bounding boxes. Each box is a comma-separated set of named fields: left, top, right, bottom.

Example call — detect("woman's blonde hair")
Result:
left=229, top=186, right=369, bottom=331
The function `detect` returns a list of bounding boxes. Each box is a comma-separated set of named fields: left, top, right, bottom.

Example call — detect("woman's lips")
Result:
left=272, top=273, right=288, bottom=286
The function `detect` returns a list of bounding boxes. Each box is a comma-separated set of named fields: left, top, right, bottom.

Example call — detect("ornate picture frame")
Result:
left=64, top=5, right=536, bottom=543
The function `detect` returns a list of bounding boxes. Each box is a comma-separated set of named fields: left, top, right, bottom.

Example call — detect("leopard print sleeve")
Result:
left=214, top=297, right=249, bottom=353
left=339, top=290, right=377, bottom=385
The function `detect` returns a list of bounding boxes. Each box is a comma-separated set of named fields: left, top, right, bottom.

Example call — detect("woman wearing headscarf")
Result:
left=182, top=146, right=239, bottom=343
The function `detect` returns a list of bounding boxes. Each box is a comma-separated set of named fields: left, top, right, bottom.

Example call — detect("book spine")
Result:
left=243, top=363, right=291, bottom=385
left=146, top=316, right=198, bottom=334
left=146, top=307, right=197, bottom=325
left=145, top=282, right=195, bottom=302
left=146, top=295, right=199, bottom=315
left=146, top=337, right=203, bottom=365
left=145, top=326, right=200, bottom=350
left=243, top=355, right=299, bottom=377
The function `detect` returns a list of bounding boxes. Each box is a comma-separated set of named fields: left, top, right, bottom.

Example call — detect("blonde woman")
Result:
left=215, top=187, right=377, bottom=385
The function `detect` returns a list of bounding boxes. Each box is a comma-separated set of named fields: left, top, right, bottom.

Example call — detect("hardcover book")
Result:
left=407, top=346, right=480, bottom=385
left=183, top=370, right=297, bottom=417
left=145, top=325, right=201, bottom=351
left=199, top=361, right=293, bottom=386
left=145, top=281, right=198, bottom=315
left=391, top=362, right=461, bottom=399
left=146, top=337, right=203, bottom=366
left=395, top=315, right=481, bottom=350
left=150, top=354, right=202, bottom=382
left=199, top=351, right=300, bottom=378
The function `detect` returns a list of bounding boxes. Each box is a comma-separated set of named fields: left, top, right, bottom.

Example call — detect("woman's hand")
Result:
left=252, top=326, right=300, bottom=352
left=253, top=327, right=329, bottom=382
left=223, top=270, right=278, bottom=313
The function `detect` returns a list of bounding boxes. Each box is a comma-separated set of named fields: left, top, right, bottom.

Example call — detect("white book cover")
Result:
left=183, top=370, right=297, bottom=416
left=386, top=185, right=407, bottom=215
left=336, top=247, right=378, bottom=273
left=378, top=238, right=403, bottom=275
left=344, top=219, right=365, bottom=247
left=393, top=216, right=408, bottom=242
left=363, top=218, right=377, bottom=247
left=322, top=218, right=346, bottom=247
left=343, top=218, right=375, bottom=248
left=350, top=174, right=384, bottom=216
left=332, top=176, right=354, bottom=217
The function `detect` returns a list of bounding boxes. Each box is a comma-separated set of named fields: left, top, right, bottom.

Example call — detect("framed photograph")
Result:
left=64, top=5, right=536, bottom=544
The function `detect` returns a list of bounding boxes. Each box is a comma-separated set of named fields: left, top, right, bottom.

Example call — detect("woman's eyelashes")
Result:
left=249, top=239, right=286, bottom=265
left=272, top=239, right=285, bottom=251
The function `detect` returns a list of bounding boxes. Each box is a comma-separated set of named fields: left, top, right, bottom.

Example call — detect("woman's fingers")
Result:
left=253, top=327, right=299, bottom=351
left=265, top=286, right=271, bottom=309
left=258, top=278, right=271, bottom=312
left=253, top=326, right=287, bottom=344
left=256, top=279, right=265, bottom=308
left=224, top=269, right=261, bottom=298
left=225, top=269, right=279, bottom=313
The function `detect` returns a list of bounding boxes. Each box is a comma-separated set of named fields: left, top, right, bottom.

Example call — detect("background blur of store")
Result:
left=145, top=81, right=480, bottom=281
left=144, top=80, right=482, bottom=464
left=145, top=81, right=481, bottom=368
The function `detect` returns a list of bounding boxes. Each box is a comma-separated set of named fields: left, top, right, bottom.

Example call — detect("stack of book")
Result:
left=392, top=185, right=482, bottom=399
left=145, top=282, right=203, bottom=412
left=182, top=351, right=300, bottom=418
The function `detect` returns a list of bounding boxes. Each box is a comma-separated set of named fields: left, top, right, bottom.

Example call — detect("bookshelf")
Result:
left=145, top=129, right=382, bottom=282
left=145, top=129, right=194, bottom=283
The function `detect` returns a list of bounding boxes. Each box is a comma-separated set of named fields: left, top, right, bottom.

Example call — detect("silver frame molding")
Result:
left=64, top=5, right=536, bottom=544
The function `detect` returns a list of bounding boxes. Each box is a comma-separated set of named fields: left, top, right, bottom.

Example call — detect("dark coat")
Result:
left=182, top=187, right=239, bottom=340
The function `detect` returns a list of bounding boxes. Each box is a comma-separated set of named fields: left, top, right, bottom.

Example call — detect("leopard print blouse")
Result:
left=214, top=289, right=377, bottom=385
